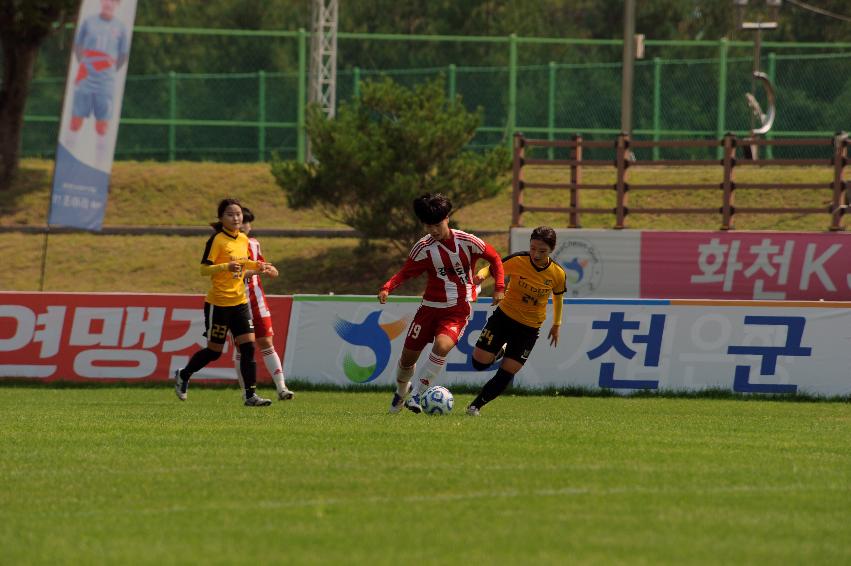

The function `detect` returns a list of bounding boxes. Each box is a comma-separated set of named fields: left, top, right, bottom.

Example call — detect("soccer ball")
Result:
left=420, top=385, right=454, bottom=415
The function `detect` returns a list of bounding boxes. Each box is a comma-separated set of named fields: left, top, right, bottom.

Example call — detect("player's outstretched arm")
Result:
left=548, top=324, right=561, bottom=347
left=480, top=243, right=506, bottom=305
left=549, top=289, right=565, bottom=346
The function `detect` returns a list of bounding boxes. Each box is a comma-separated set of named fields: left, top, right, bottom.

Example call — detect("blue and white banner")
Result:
left=49, top=0, right=138, bottom=231
left=285, top=296, right=851, bottom=397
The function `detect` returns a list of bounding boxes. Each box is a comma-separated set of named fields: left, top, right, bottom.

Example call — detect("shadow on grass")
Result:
left=0, top=164, right=51, bottom=221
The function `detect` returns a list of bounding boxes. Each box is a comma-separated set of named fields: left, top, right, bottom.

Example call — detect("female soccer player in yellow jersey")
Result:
left=173, top=198, right=274, bottom=407
left=466, top=226, right=567, bottom=416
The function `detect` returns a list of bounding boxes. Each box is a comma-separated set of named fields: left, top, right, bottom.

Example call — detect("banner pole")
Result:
left=40, top=5, right=82, bottom=293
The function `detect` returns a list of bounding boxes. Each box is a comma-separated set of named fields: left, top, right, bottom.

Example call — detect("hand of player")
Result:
left=492, top=291, right=505, bottom=306
left=378, top=289, right=389, bottom=304
left=260, top=262, right=279, bottom=278
left=472, top=274, right=484, bottom=285
left=548, top=325, right=561, bottom=347
left=227, top=260, right=242, bottom=273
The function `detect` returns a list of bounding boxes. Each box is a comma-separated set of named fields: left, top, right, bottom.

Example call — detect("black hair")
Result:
left=530, top=225, right=557, bottom=250
left=210, top=198, right=243, bottom=231
left=413, top=193, right=452, bottom=224
left=241, top=207, right=255, bottom=223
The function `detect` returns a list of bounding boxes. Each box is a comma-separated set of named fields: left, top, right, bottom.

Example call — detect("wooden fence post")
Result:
left=829, top=131, right=848, bottom=231
left=614, top=133, right=629, bottom=229
left=570, top=134, right=582, bottom=228
left=720, top=133, right=736, bottom=230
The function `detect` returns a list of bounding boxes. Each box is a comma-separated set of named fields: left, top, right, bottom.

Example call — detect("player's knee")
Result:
left=238, top=341, right=255, bottom=360
left=472, top=357, right=491, bottom=371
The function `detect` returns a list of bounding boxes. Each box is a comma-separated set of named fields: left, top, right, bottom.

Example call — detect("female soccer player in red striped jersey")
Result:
left=378, top=193, right=505, bottom=414
left=233, top=208, right=294, bottom=401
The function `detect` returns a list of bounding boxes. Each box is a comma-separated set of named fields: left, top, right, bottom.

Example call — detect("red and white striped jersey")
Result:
left=243, top=237, right=272, bottom=319
left=381, top=229, right=505, bottom=308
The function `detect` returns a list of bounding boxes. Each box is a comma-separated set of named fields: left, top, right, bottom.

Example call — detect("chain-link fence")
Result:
left=22, top=27, right=851, bottom=162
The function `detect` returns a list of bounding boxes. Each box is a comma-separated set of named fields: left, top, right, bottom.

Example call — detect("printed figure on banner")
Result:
left=585, top=312, right=667, bottom=390
left=62, top=0, right=130, bottom=170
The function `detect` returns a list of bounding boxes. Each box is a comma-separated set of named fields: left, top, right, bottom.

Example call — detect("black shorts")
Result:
left=475, top=307, right=540, bottom=365
left=203, top=302, right=254, bottom=344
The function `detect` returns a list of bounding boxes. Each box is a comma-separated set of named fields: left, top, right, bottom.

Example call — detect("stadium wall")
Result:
left=3, top=292, right=851, bottom=397
left=509, top=228, right=851, bottom=300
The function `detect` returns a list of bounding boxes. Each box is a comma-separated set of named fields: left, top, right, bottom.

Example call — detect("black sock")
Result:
left=182, top=347, right=221, bottom=380
left=239, top=342, right=257, bottom=398
left=471, top=367, right=515, bottom=408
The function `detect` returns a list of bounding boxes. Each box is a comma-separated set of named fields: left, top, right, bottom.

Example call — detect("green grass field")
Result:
left=2, top=387, right=850, bottom=564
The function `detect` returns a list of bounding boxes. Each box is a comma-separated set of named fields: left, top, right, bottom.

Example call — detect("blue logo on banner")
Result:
left=49, top=143, right=109, bottom=231
left=727, top=315, right=810, bottom=393
left=586, top=311, right=666, bottom=390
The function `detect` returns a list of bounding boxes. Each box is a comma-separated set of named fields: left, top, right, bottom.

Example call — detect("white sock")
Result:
left=412, top=352, right=446, bottom=395
left=395, top=362, right=415, bottom=396
left=262, top=347, right=286, bottom=392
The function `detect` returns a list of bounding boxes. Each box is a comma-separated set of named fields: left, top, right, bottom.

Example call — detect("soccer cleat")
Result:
left=278, top=388, right=295, bottom=401
left=404, top=393, right=423, bottom=414
left=244, top=395, right=272, bottom=407
left=174, top=368, right=188, bottom=401
left=389, top=382, right=411, bottom=414
left=466, top=405, right=481, bottom=417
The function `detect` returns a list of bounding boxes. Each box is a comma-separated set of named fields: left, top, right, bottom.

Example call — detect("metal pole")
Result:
left=448, top=64, right=456, bottom=107
left=715, top=38, right=728, bottom=160
left=258, top=70, right=266, bottom=161
left=548, top=61, right=556, bottom=160
left=297, top=28, right=307, bottom=163
left=353, top=66, right=361, bottom=99
left=168, top=71, right=176, bottom=162
left=652, top=56, right=662, bottom=161
left=507, top=33, right=518, bottom=151
left=766, top=52, right=776, bottom=159
left=620, top=0, right=636, bottom=135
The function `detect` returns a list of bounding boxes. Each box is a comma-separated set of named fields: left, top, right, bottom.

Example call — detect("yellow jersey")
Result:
left=478, top=252, right=566, bottom=329
left=200, top=227, right=258, bottom=307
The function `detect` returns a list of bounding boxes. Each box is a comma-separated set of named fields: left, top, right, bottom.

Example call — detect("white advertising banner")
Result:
left=285, top=295, right=851, bottom=396
left=510, top=228, right=641, bottom=297
left=511, top=228, right=851, bottom=301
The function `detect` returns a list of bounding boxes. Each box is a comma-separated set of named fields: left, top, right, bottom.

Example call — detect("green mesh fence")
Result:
left=20, top=28, right=851, bottom=163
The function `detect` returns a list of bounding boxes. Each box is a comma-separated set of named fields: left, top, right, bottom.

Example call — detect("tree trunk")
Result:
left=0, top=37, right=39, bottom=190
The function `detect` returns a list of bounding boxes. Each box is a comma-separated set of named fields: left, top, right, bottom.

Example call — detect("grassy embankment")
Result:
left=1, top=158, right=839, bottom=294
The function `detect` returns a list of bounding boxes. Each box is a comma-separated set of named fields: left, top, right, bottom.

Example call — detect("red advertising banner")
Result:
left=641, top=231, right=851, bottom=300
left=0, top=292, right=292, bottom=383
